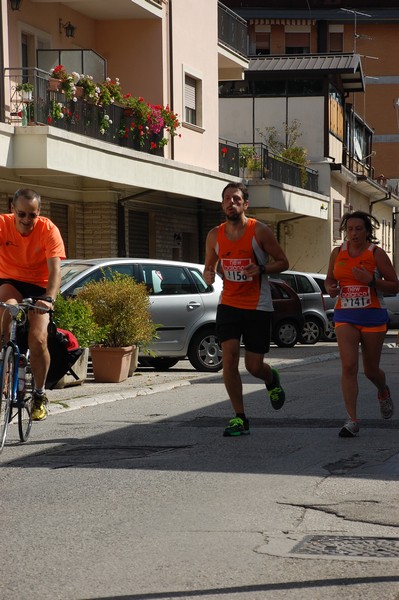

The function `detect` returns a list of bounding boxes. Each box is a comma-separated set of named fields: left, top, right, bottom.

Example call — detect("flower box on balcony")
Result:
left=48, top=78, right=62, bottom=92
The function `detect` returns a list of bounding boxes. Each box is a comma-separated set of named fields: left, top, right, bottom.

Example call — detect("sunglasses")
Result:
left=15, top=210, right=39, bottom=220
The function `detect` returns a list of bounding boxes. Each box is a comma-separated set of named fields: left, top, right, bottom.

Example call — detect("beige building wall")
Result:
left=170, top=0, right=220, bottom=170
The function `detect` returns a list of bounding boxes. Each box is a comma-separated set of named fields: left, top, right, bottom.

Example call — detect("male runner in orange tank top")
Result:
left=203, top=182, right=289, bottom=437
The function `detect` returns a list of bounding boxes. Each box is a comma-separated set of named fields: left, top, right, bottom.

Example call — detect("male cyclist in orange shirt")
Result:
left=0, top=188, right=66, bottom=421
left=204, top=182, right=289, bottom=437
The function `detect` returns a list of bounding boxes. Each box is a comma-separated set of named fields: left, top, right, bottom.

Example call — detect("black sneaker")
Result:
left=339, top=420, right=359, bottom=438
left=223, top=417, right=250, bottom=437
left=266, top=368, right=285, bottom=410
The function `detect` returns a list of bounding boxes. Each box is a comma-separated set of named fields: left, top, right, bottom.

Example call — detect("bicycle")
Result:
left=0, top=297, right=50, bottom=453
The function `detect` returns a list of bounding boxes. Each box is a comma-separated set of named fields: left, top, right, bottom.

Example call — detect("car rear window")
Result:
left=313, top=277, right=327, bottom=294
left=296, top=275, right=315, bottom=294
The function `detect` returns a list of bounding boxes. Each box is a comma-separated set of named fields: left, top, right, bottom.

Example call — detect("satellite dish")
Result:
left=354, top=137, right=363, bottom=160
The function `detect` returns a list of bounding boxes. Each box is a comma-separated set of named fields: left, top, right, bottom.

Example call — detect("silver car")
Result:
left=60, top=258, right=223, bottom=372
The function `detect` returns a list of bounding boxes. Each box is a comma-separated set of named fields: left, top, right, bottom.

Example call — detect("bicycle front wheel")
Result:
left=18, top=359, right=33, bottom=442
left=0, top=346, right=15, bottom=452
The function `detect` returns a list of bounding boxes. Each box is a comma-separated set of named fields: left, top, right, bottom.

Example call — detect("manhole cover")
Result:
left=291, top=535, right=399, bottom=558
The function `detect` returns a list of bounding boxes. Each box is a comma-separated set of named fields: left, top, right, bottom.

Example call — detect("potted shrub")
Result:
left=52, top=295, right=104, bottom=388
left=16, top=82, right=34, bottom=101
left=239, top=145, right=260, bottom=177
left=76, top=272, right=157, bottom=383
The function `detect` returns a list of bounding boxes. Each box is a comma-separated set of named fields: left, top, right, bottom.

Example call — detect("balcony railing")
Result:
left=343, top=149, right=374, bottom=180
left=5, top=67, right=164, bottom=156
left=218, top=2, right=247, bottom=58
left=219, top=140, right=319, bottom=193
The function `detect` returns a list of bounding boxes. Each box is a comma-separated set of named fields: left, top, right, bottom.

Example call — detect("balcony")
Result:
left=219, top=141, right=319, bottom=193
left=218, top=2, right=248, bottom=80
left=218, top=2, right=247, bottom=58
left=5, top=68, right=168, bottom=156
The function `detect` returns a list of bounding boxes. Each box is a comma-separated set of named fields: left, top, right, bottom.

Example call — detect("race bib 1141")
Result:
left=340, top=285, right=371, bottom=308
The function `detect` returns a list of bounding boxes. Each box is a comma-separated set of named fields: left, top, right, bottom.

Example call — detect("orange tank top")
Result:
left=215, top=218, right=273, bottom=311
left=333, top=242, right=384, bottom=310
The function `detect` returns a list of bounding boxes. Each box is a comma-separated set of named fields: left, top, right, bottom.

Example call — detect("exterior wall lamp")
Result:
left=59, top=19, right=76, bottom=38
left=10, top=0, right=22, bottom=10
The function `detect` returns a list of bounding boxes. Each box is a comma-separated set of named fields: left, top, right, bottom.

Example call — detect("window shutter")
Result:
left=185, top=76, right=196, bottom=110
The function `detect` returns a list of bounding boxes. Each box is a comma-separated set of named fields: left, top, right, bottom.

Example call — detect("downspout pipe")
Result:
left=276, top=215, right=307, bottom=244
left=168, top=0, right=174, bottom=160
left=370, top=192, right=391, bottom=212
left=0, top=4, right=5, bottom=123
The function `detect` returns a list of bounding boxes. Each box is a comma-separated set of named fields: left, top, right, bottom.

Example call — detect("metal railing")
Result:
left=219, top=140, right=319, bottom=192
left=4, top=67, right=164, bottom=156
left=218, top=2, right=248, bottom=57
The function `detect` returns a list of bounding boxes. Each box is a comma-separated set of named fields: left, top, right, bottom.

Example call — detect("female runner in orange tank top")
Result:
left=325, top=211, right=399, bottom=438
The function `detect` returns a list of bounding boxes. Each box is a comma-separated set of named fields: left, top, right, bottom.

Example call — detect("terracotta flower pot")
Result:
left=48, top=78, right=61, bottom=92
left=90, top=345, right=134, bottom=383
left=75, top=86, right=85, bottom=99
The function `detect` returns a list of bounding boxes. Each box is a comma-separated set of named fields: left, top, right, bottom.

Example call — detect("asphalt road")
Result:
left=0, top=335, right=398, bottom=600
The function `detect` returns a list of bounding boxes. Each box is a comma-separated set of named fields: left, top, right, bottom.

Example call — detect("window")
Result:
left=333, top=199, right=342, bottom=241
left=143, top=265, right=194, bottom=295
left=285, top=32, right=310, bottom=54
left=185, top=75, right=198, bottom=125
left=329, top=25, right=344, bottom=53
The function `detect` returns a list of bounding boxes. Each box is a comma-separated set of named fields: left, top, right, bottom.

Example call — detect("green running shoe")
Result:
left=223, top=417, right=250, bottom=437
left=266, top=368, right=285, bottom=410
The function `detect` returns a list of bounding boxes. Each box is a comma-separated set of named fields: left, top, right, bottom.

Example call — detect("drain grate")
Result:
left=291, top=535, right=399, bottom=558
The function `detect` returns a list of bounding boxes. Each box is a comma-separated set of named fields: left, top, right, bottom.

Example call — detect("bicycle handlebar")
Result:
left=0, top=297, right=52, bottom=316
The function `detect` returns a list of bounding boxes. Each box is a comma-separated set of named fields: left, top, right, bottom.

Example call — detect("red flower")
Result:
left=47, top=116, right=53, bottom=124
left=221, top=146, right=228, bottom=156
left=150, top=141, right=158, bottom=149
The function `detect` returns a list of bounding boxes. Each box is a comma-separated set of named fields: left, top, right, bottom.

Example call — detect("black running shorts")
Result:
left=216, top=304, right=272, bottom=354
left=0, top=279, right=46, bottom=299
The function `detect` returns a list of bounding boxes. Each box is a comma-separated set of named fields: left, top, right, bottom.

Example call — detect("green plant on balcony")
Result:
left=98, top=110, right=113, bottom=135
left=98, top=77, right=123, bottom=106
left=16, top=82, right=34, bottom=93
left=47, top=100, right=64, bottom=123
left=49, top=65, right=80, bottom=101
left=239, top=145, right=260, bottom=174
left=76, top=74, right=99, bottom=103
left=257, top=119, right=309, bottom=187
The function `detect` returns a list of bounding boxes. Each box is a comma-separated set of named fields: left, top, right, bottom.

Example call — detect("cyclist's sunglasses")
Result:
left=14, top=210, right=39, bottom=220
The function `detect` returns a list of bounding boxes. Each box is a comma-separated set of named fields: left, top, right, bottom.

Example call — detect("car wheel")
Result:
left=321, top=317, right=337, bottom=342
left=187, top=327, right=223, bottom=372
left=138, top=357, right=180, bottom=370
left=272, top=319, right=299, bottom=348
left=300, top=317, right=322, bottom=344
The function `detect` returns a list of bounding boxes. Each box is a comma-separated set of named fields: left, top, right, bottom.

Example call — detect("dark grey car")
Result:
left=276, top=270, right=329, bottom=344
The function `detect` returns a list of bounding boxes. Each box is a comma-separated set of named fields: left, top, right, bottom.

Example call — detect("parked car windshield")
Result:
left=60, top=262, right=93, bottom=285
